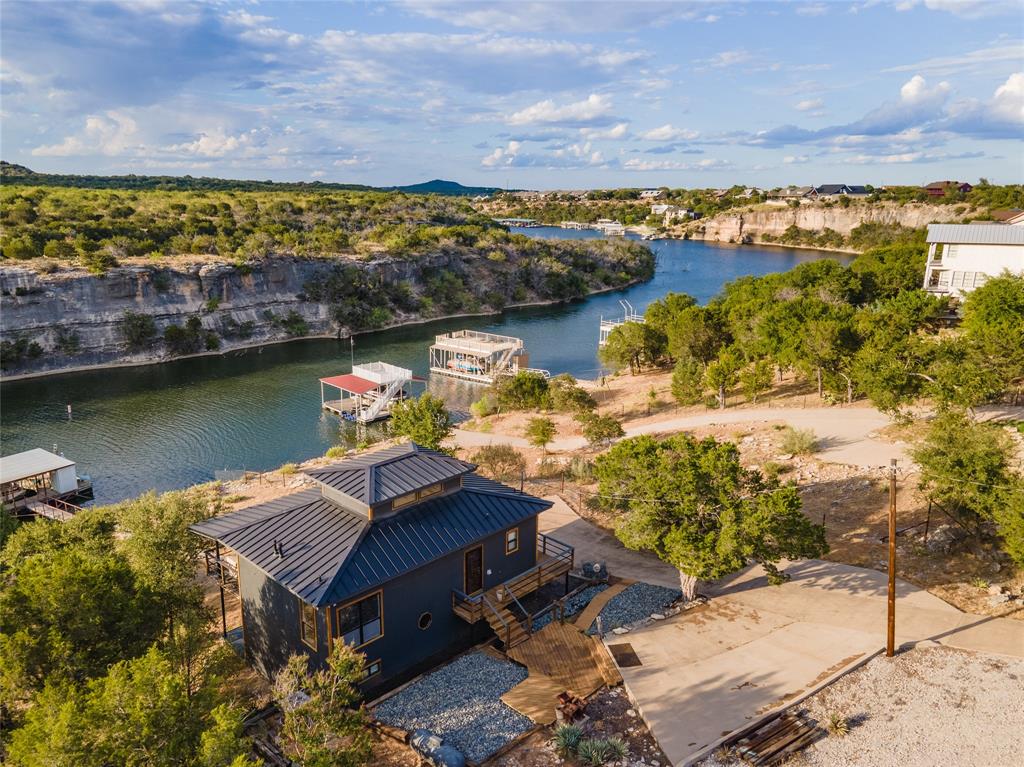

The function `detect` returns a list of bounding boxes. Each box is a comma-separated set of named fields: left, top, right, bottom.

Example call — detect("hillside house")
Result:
left=813, top=184, right=870, bottom=199
left=768, top=186, right=815, bottom=202
left=923, top=180, right=973, bottom=197
left=923, top=223, right=1024, bottom=298
left=190, top=443, right=572, bottom=695
left=639, top=189, right=665, bottom=199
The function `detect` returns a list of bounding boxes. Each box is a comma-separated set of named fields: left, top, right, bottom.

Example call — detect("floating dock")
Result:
left=0, top=447, right=93, bottom=520
left=429, top=330, right=543, bottom=384
left=320, top=361, right=421, bottom=423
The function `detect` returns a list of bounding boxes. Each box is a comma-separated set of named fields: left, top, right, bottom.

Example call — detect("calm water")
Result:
left=0, top=229, right=849, bottom=503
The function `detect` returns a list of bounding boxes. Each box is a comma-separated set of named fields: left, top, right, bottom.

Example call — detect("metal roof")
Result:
left=927, top=223, right=1024, bottom=246
left=320, top=374, right=380, bottom=395
left=0, top=448, right=75, bottom=485
left=305, top=443, right=475, bottom=506
left=189, top=474, right=550, bottom=606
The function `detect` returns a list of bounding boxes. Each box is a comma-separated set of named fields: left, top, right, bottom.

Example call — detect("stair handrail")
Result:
left=481, top=594, right=511, bottom=650
left=504, top=589, right=533, bottom=635
left=362, top=375, right=408, bottom=421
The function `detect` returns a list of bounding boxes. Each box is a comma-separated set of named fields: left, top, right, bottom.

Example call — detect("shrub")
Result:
left=671, top=357, right=704, bottom=406
left=0, top=336, right=44, bottom=370
left=279, top=463, right=298, bottom=475
left=567, top=455, right=595, bottom=482
left=492, top=371, right=551, bottom=410
left=781, top=427, right=817, bottom=455
left=121, top=311, right=157, bottom=351
left=577, top=738, right=613, bottom=766
left=606, top=736, right=629, bottom=761
left=577, top=412, right=624, bottom=447
left=470, top=444, right=525, bottom=483
left=325, top=446, right=346, bottom=459
left=470, top=393, right=498, bottom=418
left=549, top=373, right=597, bottom=414
left=525, top=417, right=556, bottom=451
left=552, top=724, right=583, bottom=757
left=827, top=712, right=850, bottom=738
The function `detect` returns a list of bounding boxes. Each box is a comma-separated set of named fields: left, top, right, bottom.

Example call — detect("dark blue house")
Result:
left=191, top=443, right=573, bottom=694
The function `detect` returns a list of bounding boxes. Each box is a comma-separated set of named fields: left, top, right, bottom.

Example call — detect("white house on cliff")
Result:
left=923, top=223, right=1024, bottom=298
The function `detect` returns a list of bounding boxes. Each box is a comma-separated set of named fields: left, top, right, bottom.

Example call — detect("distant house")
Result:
left=190, top=443, right=572, bottom=695
left=768, top=186, right=815, bottom=201
left=923, top=180, right=973, bottom=198
left=639, top=189, right=665, bottom=199
left=813, top=184, right=870, bottom=199
left=651, top=204, right=697, bottom=223
left=923, top=223, right=1024, bottom=298
left=991, top=208, right=1024, bottom=223
left=735, top=187, right=762, bottom=200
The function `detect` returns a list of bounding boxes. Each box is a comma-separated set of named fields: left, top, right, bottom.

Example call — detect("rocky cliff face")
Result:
left=1, top=240, right=653, bottom=376
left=691, top=202, right=969, bottom=245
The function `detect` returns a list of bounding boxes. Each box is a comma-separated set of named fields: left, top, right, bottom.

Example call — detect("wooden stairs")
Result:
left=484, top=602, right=530, bottom=649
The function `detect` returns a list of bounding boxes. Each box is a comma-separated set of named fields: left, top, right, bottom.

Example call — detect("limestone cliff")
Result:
left=1, top=240, right=653, bottom=377
left=687, top=201, right=971, bottom=247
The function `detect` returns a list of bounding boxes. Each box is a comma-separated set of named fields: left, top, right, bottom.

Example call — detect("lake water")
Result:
left=0, top=229, right=849, bottom=503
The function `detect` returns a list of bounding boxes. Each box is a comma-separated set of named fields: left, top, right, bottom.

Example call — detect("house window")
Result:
left=363, top=660, right=382, bottom=680
left=505, top=527, right=519, bottom=555
left=418, top=611, right=433, bottom=630
left=392, top=492, right=418, bottom=510
left=298, top=601, right=317, bottom=650
left=336, top=591, right=382, bottom=648
left=419, top=483, right=442, bottom=499
left=392, top=483, right=443, bottom=510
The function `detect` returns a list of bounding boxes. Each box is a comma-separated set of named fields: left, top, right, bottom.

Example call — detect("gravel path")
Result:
left=586, top=582, right=681, bottom=634
left=701, top=645, right=1024, bottom=767
left=373, top=651, right=533, bottom=763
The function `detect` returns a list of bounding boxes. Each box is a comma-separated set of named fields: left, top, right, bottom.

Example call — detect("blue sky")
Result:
left=2, top=0, right=1021, bottom=188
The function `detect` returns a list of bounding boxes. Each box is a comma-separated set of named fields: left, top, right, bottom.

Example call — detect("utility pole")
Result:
left=887, top=458, right=897, bottom=657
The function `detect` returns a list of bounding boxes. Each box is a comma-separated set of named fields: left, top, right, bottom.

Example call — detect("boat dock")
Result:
left=429, top=330, right=543, bottom=384
left=0, top=447, right=93, bottom=520
left=320, top=361, right=422, bottom=423
left=598, top=300, right=645, bottom=346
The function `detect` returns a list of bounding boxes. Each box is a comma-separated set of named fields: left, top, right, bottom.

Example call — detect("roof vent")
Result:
left=273, top=540, right=285, bottom=558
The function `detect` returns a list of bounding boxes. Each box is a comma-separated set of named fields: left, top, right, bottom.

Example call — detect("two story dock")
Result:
left=429, top=330, right=538, bottom=384
left=320, top=361, right=422, bottom=423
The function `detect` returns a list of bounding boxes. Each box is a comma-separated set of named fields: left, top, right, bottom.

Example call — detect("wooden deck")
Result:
left=573, top=579, right=633, bottom=630
left=501, top=620, right=622, bottom=724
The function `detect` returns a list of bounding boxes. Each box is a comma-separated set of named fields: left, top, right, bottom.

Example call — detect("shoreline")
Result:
left=0, top=278, right=645, bottom=383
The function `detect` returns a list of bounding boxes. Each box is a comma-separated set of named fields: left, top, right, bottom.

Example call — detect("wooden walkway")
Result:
left=573, top=579, right=633, bottom=630
left=501, top=619, right=622, bottom=724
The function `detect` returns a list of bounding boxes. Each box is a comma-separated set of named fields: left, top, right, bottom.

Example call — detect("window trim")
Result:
left=335, top=590, right=384, bottom=650
left=298, top=599, right=317, bottom=650
left=505, top=526, right=520, bottom=555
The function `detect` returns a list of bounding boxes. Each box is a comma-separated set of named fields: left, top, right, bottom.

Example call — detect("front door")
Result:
left=464, top=546, right=483, bottom=595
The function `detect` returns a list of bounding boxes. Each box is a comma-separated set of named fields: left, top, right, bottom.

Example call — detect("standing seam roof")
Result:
left=926, top=223, right=1024, bottom=246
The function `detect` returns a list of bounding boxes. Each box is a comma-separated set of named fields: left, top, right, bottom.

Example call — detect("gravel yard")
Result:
left=586, top=583, right=681, bottom=634
left=532, top=584, right=609, bottom=631
left=701, top=644, right=1024, bottom=767
left=373, top=651, right=533, bottom=763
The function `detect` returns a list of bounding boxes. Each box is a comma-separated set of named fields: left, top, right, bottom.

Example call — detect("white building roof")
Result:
left=0, top=448, right=75, bottom=485
left=927, top=223, right=1024, bottom=245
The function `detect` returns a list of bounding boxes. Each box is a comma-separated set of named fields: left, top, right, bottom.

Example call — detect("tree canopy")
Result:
left=389, top=393, right=453, bottom=450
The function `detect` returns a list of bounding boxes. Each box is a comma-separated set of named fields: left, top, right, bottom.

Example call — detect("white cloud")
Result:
left=883, top=44, right=1024, bottom=76
left=623, top=157, right=731, bottom=171
left=783, top=155, right=811, bottom=164
left=507, top=94, right=614, bottom=126
left=796, top=4, right=828, bottom=16
left=696, top=49, right=752, bottom=69
left=482, top=140, right=522, bottom=167
left=581, top=122, right=630, bottom=140
left=794, top=98, right=824, bottom=112
left=31, top=111, right=140, bottom=156
left=164, top=128, right=254, bottom=157
left=896, top=0, right=1021, bottom=18
left=899, top=74, right=951, bottom=105
left=640, top=124, right=700, bottom=141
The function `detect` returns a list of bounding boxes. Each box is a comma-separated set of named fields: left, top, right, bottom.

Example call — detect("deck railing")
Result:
left=452, top=533, right=574, bottom=624
left=204, top=548, right=239, bottom=593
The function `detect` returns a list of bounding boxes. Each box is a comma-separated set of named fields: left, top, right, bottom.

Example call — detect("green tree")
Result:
left=664, top=305, right=727, bottom=367
left=577, top=412, right=625, bottom=447
left=599, top=321, right=664, bottom=374
left=912, top=410, right=1024, bottom=560
left=389, top=393, right=453, bottom=450
left=670, top=357, right=704, bottom=406
left=470, top=444, right=525, bottom=483
left=525, top=416, right=557, bottom=452
left=705, top=347, right=742, bottom=409
left=739, top=359, right=773, bottom=404
left=121, top=311, right=158, bottom=351
left=491, top=371, right=551, bottom=410
left=273, top=643, right=373, bottom=767
left=849, top=243, right=927, bottom=300
left=594, top=434, right=828, bottom=599
left=548, top=373, right=597, bottom=414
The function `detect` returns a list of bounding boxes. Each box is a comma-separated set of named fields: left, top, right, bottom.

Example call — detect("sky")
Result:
left=1, top=0, right=1022, bottom=189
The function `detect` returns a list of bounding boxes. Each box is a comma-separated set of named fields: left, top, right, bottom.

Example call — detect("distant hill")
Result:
left=0, top=162, right=501, bottom=196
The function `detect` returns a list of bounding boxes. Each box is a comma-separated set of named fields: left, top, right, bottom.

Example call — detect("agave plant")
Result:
left=827, top=712, right=850, bottom=738
left=552, top=724, right=583, bottom=756
left=606, top=735, right=629, bottom=761
left=577, top=738, right=614, bottom=767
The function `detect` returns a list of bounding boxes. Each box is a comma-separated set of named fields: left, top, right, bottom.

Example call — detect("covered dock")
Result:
left=429, top=330, right=536, bottom=384
left=0, top=448, right=91, bottom=518
left=320, top=361, right=421, bottom=423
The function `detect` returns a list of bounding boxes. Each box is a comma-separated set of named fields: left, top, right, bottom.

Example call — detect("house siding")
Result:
left=336, top=515, right=539, bottom=695
left=239, top=558, right=329, bottom=678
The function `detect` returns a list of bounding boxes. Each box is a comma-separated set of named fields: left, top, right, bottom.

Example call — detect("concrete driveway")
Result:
left=540, top=501, right=1024, bottom=766
left=615, top=561, right=1023, bottom=766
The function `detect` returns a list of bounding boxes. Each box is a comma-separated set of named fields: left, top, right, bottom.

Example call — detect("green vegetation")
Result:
left=121, top=310, right=158, bottom=351
left=525, top=416, right=557, bottom=452
left=781, top=427, right=817, bottom=456
left=389, top=393, right=453, bottom=450
left=594, top=434, right=829, bottom=599
left=164, top=316, right=220, bottom=355
left=470, top=444, right=526, bottom=483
